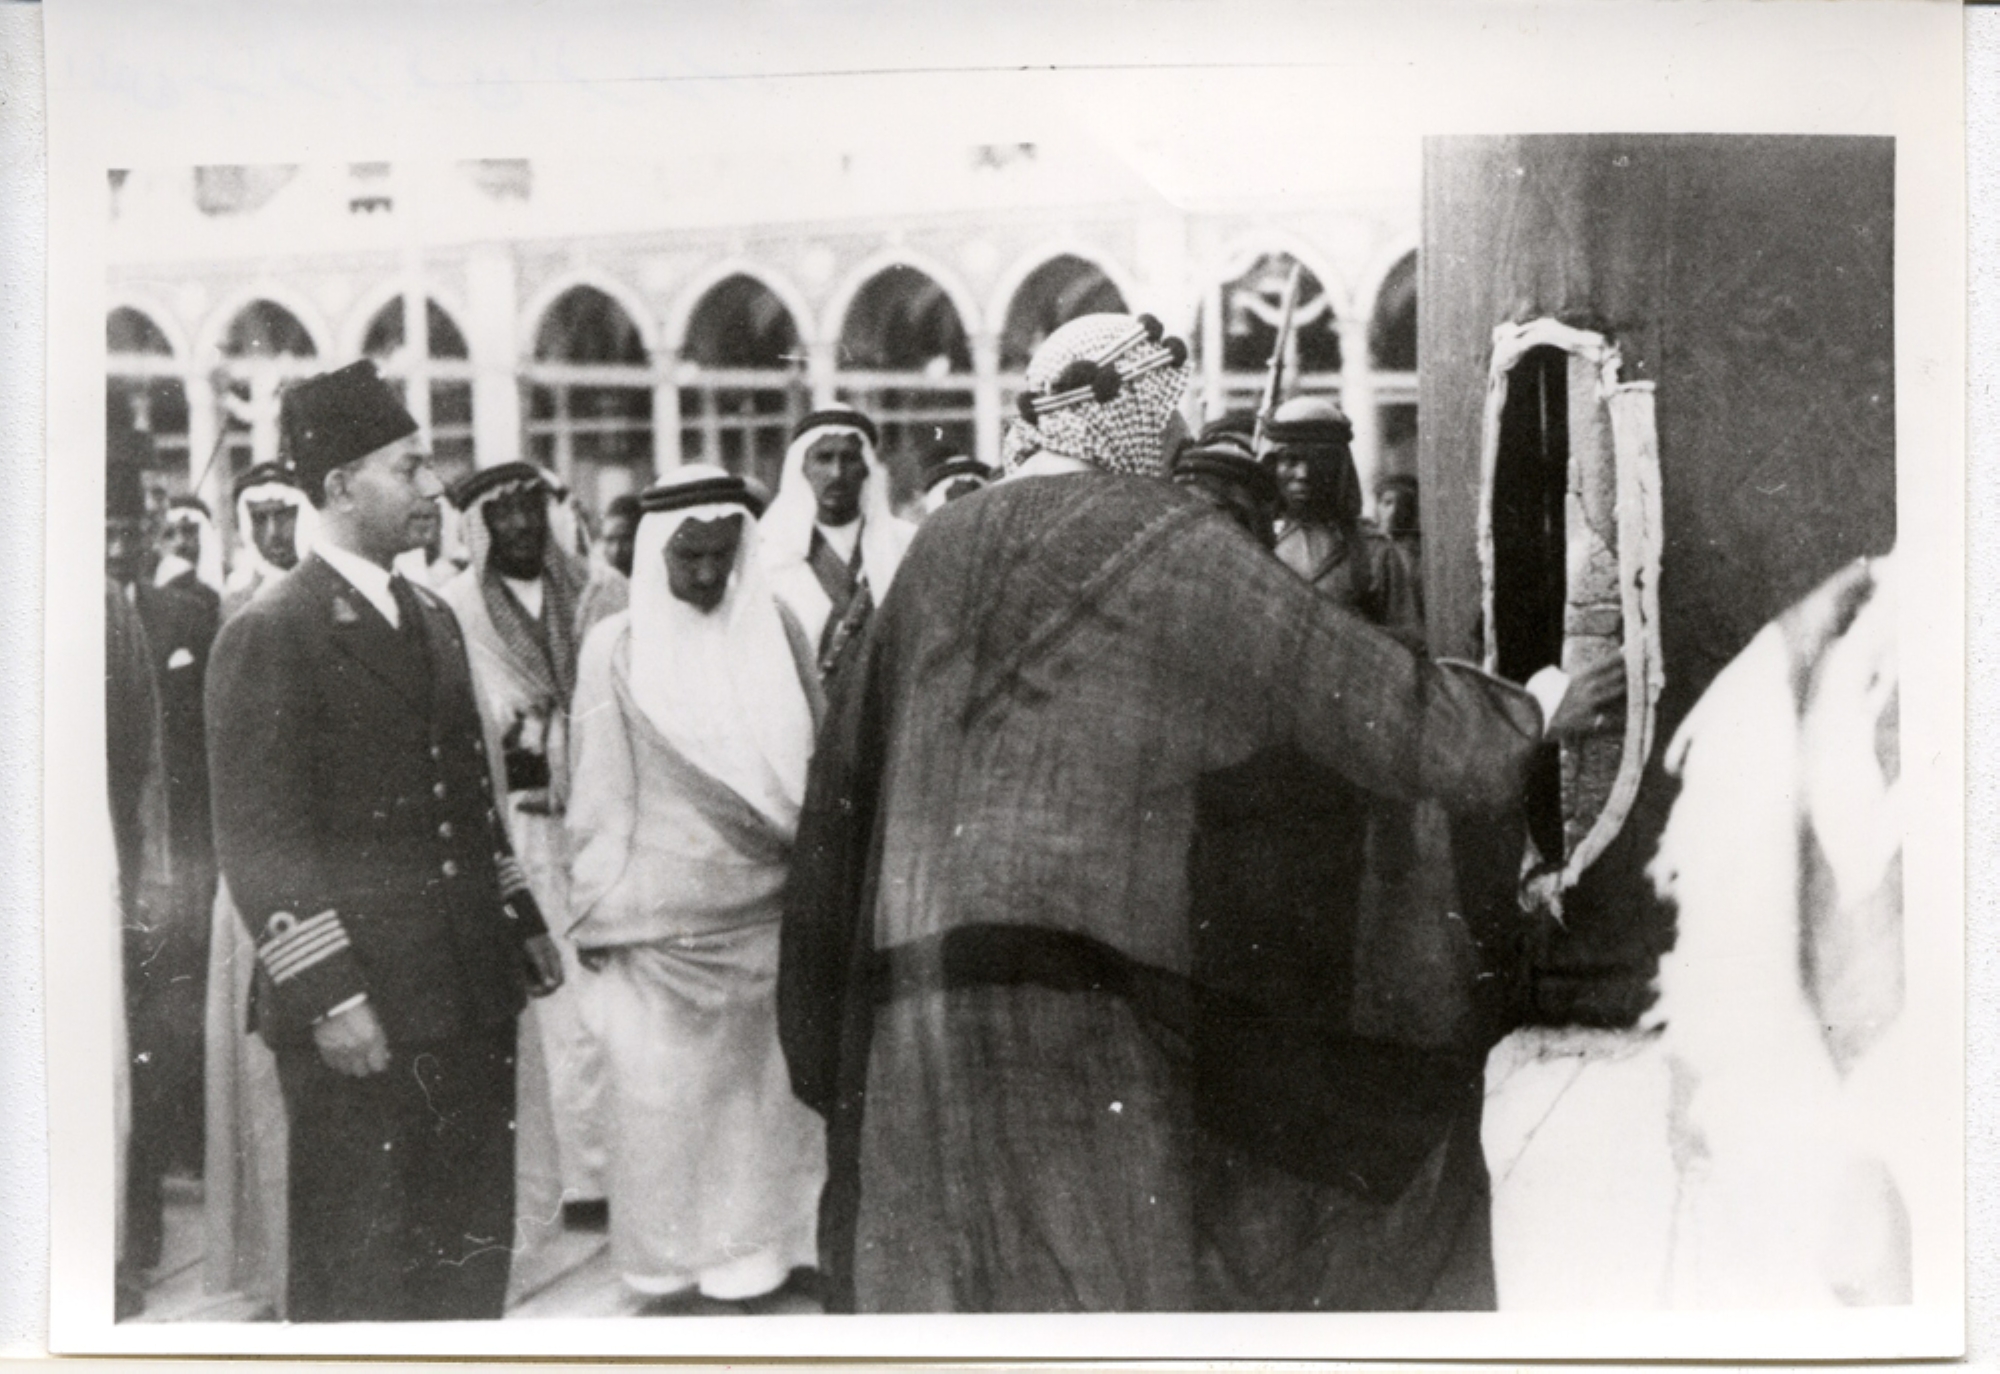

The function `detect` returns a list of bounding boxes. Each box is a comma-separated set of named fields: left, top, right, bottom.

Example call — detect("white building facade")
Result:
left=107, top=153, right=1417, bottom=527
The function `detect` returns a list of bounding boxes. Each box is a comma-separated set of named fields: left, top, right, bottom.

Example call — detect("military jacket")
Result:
left=207, top=554, right=547, bottom=1047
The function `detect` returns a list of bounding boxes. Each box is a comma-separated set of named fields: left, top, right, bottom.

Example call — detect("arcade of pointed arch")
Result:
left=107, top=214, right=1420, bottom=512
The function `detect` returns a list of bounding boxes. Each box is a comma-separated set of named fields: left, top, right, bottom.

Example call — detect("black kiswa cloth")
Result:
left=871, top=923, right=1478, bottom=1205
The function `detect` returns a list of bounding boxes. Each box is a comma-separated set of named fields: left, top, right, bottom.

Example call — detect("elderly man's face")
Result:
left=665, top=514, right=743, bottom=613
left=802, top=433, right=868, bottom=526
left=481, top=485, right=549, bottom=580
left=248, top=500, right=300, bottom=571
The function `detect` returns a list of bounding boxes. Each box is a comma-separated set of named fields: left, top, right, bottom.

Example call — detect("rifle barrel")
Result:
left=1252, top=263, right=1305, bottom=455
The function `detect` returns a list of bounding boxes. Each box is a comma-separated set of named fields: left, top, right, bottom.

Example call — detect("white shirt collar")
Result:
left=152, top=553, right=194, bottom=589
left=317, top=539, right=402, bottom=629
left=814, top=518, right=862, bottom=562
left=501, top=573, right=545, bottom=620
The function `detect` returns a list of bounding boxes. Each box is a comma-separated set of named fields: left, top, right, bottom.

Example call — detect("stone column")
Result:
left=971, top=332, right=1001, bottom=470
left=246, top=363, right=282, bottom=467
left=401, top=269, right=432, bottom=440
left=652, top=365, right=682, bottom=474
left=1201, top=277, right=1225, bottom=423
left=1339, top=315, right=1378, bottom=514
left=466, top=245, right=520, bottom=468
left=185, top=368, right=225, bottom=529
left=808, top=339, right=839, bottom=408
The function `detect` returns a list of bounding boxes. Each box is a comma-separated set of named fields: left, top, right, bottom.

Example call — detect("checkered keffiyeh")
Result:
left=1003, top=314, right=1190, bottom=479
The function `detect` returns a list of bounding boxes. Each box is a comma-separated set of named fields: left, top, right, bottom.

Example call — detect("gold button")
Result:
left=433, top=782, right=447, bottom=800
left=438, top=821, right=454, bottom=840
left=441, top=859, right=460, bottom=878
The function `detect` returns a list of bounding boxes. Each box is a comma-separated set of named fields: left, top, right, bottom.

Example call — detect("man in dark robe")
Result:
left=778, top=313, right=1621, bottom=1314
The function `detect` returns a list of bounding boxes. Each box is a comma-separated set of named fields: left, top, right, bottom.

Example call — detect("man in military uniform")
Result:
left=206, top=360, right=565, bottom=1322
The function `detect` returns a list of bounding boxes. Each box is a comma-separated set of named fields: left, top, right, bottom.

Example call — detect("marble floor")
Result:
left=130, top=1025, right=1676, bottom=1322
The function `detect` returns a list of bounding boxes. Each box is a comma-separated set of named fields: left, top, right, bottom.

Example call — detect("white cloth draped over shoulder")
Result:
left=565, top=466, right=826, bottom=1297
left=569, top=476, right=819, bottom=944
left=759, top=419, right=915, bottom=651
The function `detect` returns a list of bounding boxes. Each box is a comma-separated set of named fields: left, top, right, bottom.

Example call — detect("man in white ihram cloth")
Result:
left=759, top=407, right=915, bottom=681
left=567, top=463, right=828, bottom=1312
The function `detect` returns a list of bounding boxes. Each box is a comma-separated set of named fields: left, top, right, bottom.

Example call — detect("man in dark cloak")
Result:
left=778, top=313, right=1620, bottom=1314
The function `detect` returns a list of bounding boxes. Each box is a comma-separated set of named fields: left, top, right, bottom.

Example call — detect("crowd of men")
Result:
left=106, top=311, right=1625, bottom=1323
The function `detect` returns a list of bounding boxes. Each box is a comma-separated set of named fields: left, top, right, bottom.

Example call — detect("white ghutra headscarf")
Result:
left=759, top=407, right=915, bottom=645
left=228, top=470, right=316, bottom=594
left=629, top=465, right=816, bottom=835
left=157, top=499, right=226, bottom=594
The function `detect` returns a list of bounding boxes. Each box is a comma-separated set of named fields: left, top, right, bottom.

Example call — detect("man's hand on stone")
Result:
left=1543, top=654, right=1627, bottom=742
left=314, top=1000, right=391, bottom=1077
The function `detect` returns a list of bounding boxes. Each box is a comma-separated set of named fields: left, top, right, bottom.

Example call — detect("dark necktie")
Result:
left=389, top=574, right=425, bottom=648
left=389, top=573, right=435, bottom=711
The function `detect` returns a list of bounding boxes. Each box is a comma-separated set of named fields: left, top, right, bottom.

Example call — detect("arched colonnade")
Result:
left=109, top=240, right=1418, bottom=522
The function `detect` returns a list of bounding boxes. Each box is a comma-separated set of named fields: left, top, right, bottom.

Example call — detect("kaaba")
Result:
left=1418, top=135, right=1897, bottom=1028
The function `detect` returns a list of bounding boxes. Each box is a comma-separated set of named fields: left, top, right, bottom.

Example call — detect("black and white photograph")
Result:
left=33, top=0, right=1967, bottom=1361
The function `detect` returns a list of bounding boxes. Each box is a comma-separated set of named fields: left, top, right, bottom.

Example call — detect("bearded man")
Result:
left=760, top=407, right=915, bottom=680
left=441, top=461, right=616, bottom=1225
left=778, top=312, right=1621, bottom=1314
